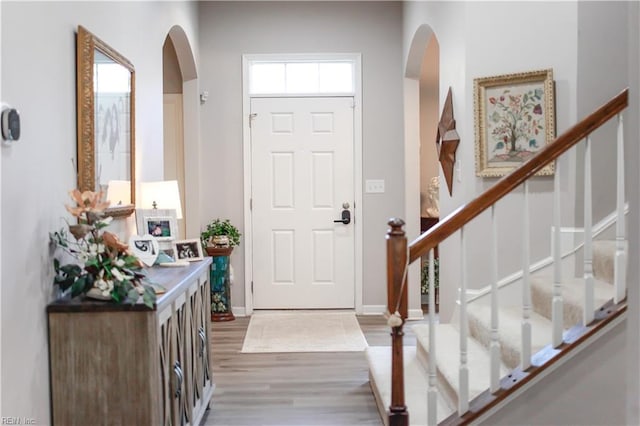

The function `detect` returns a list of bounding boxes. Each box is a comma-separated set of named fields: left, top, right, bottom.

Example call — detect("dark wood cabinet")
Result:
left=420, top=216, right=439, bottom=258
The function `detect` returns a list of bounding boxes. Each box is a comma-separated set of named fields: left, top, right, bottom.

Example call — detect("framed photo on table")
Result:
left=474, top=68, right=556, bottom=177
left=172, top=239, right=204, bottom=262
left=135, top=208, right=178, bottom=243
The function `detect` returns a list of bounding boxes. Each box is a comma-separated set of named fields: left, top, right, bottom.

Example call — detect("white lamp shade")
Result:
left=139, top=180, right=183, bottom=219
left=106, top=180, right=132, bottom=206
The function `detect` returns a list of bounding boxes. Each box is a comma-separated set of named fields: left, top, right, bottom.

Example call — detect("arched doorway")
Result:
left=404, top=24, right=440, bottom=317
left=162, top=25, right=200, bottom=239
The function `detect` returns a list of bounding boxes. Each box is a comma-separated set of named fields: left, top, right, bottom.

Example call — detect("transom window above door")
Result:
left=248, top=58, right=355, bottom=95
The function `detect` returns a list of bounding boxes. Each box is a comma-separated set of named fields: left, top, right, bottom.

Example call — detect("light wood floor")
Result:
left=201, top=314, right=422, bottom=426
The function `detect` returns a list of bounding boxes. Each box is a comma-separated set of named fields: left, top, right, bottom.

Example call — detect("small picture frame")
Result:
left=474, top=68, right=556, bottom=177
left=136, top=208, right=178, bottom=242
left=172, top=239, right=204, bottom=262
left=128, top=235, right=160, bottom=267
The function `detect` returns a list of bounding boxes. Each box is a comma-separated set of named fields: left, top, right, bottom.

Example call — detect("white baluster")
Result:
left=615, top=114, right=627, bottom=303
left=584, top=136, right=595, bottom=325
left=459, top=227, right=469, bottom=414
left=552, top=159, right=564, bottom=347
left=427, top=249, right=437, bottom=426
left=490, top=205, right=500, bottom=393
left=521, top=181, right=532, bottom=370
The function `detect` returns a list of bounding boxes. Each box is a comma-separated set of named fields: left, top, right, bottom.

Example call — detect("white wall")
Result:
left=163, top=37, right=183, bottom=95
left=462, top=1, right=579, bottom=322
left=197, top=1, right=404, bottom=309
left=403, top=1, right=639, bottom=422
left=1, top=2, right=199, bottom=421
left=419, top=38, right=439, bottom=216
left=403, top=1, right=468, bottom=321
left=575, top=2, right=629, bottom=226
left=403, top=2, right=578, bottom=322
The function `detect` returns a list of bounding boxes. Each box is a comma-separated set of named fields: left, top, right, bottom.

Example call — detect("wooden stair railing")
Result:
left=385, top=88, right=629, bottom=426
left=387, top=218, right=409, bottom=426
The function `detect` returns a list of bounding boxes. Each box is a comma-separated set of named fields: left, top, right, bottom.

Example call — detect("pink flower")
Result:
left=65, top=189, right=110, bottom=218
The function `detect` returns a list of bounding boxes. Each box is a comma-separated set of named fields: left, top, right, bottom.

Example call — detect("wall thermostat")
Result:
left=1, top=107, right=20, bottom=141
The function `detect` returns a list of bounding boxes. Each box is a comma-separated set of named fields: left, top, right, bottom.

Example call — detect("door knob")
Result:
left=334, top=209, right=351, bottom=225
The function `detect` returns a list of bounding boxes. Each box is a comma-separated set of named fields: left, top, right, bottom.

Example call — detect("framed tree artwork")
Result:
left=474, top=69, right=556, bottom=177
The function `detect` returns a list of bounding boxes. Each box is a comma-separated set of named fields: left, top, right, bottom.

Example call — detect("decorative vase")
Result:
left=212, top=235, right=230, bottom=248
left=207, top=246, right=235, bottom=322
left=85, top=287, right=112, bottom=301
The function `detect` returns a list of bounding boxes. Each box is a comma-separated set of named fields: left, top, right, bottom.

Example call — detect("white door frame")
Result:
left=242, top=53, right=363, bottom=315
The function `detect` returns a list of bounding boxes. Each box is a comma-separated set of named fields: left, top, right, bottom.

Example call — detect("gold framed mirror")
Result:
left=76, top=25, right=135, bottom=218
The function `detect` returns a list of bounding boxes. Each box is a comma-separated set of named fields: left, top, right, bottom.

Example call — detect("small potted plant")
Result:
left=201, top=218, right=240, bottom=322
left=200, top=218, right=241, bottom=256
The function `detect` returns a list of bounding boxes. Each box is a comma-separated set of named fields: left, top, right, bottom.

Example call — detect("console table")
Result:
left=47, top=259, right=214, bottom=426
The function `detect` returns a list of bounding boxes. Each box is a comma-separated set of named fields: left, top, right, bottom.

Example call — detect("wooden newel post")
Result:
left=386, top=218, right=409, bottom=426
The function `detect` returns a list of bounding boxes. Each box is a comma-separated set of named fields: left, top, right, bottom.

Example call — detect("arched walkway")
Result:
left=162, top=25, right=201, bottom=239
left=404, top=24, right=440, bottom=318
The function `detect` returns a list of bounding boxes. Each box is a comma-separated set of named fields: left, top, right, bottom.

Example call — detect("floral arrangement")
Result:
left=50, top=189, right=156, bottom=308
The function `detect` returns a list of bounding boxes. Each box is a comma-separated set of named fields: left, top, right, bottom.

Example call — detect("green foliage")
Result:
left=51, top=190, right=156, bottom=309
left=200, top=219, right=241, bottom=247
left=421, top=258, right=439, bottom=295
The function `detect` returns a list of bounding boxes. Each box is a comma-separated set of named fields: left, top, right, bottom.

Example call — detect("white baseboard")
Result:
left=362, top=305, right=386, bottom=315
left=231, top=307, right=247, bottom=317
left=238, top=305, right=423, bottom=319
left=408, top=308, right=424, bottom=320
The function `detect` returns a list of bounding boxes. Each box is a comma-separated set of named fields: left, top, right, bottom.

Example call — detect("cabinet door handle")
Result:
left=198, top=327, right=206, bottom=357
left=174, top=361, right=183, bottom=399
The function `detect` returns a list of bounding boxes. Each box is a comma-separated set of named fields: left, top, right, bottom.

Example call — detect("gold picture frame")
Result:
left=77, top=26, right=136, bottom=217
left=474, top=69, right=555, bottom=177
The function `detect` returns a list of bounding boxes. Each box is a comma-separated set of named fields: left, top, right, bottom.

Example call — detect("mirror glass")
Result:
left=77, top=26, right=135, bottom=217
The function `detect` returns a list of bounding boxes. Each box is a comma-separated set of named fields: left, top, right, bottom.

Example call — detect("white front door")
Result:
left=251, top=97, right=355, bottom=309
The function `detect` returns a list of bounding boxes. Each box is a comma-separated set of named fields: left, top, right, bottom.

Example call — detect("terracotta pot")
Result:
left=205, top=246, right=233, bottom=257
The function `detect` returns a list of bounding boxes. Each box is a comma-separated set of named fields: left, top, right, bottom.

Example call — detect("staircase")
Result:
left=368, top=88, right=630, bottom=425
left=367, top=239, right=623, bottom=425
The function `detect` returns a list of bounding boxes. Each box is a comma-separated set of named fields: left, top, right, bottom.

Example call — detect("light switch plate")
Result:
left=365, top=179, right=385, bottom=193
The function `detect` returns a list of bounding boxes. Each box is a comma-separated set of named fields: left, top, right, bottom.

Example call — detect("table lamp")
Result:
left=139, top=180, right=183, bottom=220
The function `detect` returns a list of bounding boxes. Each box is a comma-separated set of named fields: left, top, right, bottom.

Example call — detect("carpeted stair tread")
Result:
left=466, top=304, right=554, bottom=369
left=531, top=274, right=614, bottom=328
left=592, top=239, right=626, bottom=285
left=412, top=323, right=511, bottom=405
left=366, top=346, right=454, bottom=425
